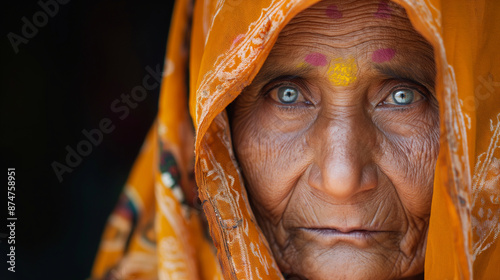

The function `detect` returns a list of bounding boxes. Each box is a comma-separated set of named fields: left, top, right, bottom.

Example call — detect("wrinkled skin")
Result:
left=230, top=0, right=439, bottom=279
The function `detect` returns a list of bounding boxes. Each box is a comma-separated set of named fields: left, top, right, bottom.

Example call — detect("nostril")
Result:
left=307, top=162, right=322, bottom=189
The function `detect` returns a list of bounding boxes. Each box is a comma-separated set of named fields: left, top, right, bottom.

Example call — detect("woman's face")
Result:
left=231, top=0, right=439, bottom=279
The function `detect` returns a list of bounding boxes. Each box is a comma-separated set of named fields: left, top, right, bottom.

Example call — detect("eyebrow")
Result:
left=252, top=62, right=315, bottom=86
left=374, top=63, right=436, bottom=93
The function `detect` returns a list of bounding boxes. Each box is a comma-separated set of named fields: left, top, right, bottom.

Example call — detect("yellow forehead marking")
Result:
left=295, top=62, right=307, bottom=69
left=327, top=57, right=358, bottom=86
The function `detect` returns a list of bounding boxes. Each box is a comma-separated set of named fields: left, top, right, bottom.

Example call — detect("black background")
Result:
left=1, top=0, right=174, bottom=279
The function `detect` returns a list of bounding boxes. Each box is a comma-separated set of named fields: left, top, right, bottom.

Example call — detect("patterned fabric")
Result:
left=91, top=0, right=500, bottom=279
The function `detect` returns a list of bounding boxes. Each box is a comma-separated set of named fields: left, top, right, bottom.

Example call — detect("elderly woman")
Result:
left=91, top=0, right=500, bottom=279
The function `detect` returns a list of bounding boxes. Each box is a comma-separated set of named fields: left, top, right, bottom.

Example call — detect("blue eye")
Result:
left=385, top=88, right=422, bottom=105
left=266, top=81, right=311, bottom=107
left=392, top=89, right=414, bottom=104
left=277, top=86, right=299, bottom=104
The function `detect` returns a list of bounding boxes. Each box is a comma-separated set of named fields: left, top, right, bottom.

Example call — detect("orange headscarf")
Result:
left=91, top=0, right=500, bottom=279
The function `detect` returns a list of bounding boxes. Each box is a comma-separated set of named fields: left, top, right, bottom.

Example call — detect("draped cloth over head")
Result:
left=91, top=0, right=500, bottom=279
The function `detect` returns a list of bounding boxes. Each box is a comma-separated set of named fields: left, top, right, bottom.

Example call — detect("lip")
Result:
left=299, top=227, right=389, bottom=247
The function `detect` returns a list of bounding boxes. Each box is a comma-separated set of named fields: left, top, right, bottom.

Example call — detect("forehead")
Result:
left=260, top=0, right=435, bottom=89
left=274, top=0, right=412, bottom=50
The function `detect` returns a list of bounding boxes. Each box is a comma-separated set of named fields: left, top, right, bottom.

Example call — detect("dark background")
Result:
left=1, top=0, right=174, bottom=279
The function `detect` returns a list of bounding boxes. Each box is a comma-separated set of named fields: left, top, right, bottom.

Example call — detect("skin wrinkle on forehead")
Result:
left=275, top=3, right=409, bottom=49
left=273, top=24, right=428, bottom=51
left=325, top=5, right=343, bottom=19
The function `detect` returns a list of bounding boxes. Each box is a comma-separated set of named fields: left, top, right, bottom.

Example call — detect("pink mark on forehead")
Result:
left=374, top=1, right=392, bottom=18
left=326, top=5, right=342, bottom=19
left=372, top=48, right=396, bottom=63
left=305, top=53, right=328, bottom=66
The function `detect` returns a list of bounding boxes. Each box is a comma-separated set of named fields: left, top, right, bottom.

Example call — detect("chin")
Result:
left=277, top=243, right=425, bottom=280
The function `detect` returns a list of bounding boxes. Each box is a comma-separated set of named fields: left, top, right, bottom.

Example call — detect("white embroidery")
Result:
left=472, top=113, right=500, bottom=259
left=159, top=237, right=189, bottom=280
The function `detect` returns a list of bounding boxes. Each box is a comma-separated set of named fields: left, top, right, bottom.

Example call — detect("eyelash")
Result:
left=276, top=105, right=300, bottom=113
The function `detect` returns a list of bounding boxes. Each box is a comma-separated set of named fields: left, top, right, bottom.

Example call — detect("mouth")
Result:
left=299, top=227, right=388, bottom=247
left=305, top=227, right=376, bottom=233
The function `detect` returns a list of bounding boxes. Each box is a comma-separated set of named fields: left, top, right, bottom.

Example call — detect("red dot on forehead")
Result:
left=326, top=5, right=342, bottom=19
left=305, top=53, right=328, bottom=66
left=372, top=48, right=396, bottom=63
left=374, top=1, right=392, bottom=18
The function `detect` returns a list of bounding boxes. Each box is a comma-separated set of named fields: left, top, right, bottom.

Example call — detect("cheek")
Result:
left=377, top=108, right=440, bottom=216
left=231, top=103, right=310, bottom=221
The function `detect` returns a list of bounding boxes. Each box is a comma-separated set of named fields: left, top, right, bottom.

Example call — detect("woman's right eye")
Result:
left=268, top=84, right=307, bottom=105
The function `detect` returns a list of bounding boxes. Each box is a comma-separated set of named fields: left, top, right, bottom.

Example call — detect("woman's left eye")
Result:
left=383, top=88, right=423, bottom=105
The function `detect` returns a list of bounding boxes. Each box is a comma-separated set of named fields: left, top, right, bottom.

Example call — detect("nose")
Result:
left=308, top=112, right=378, bottom=201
